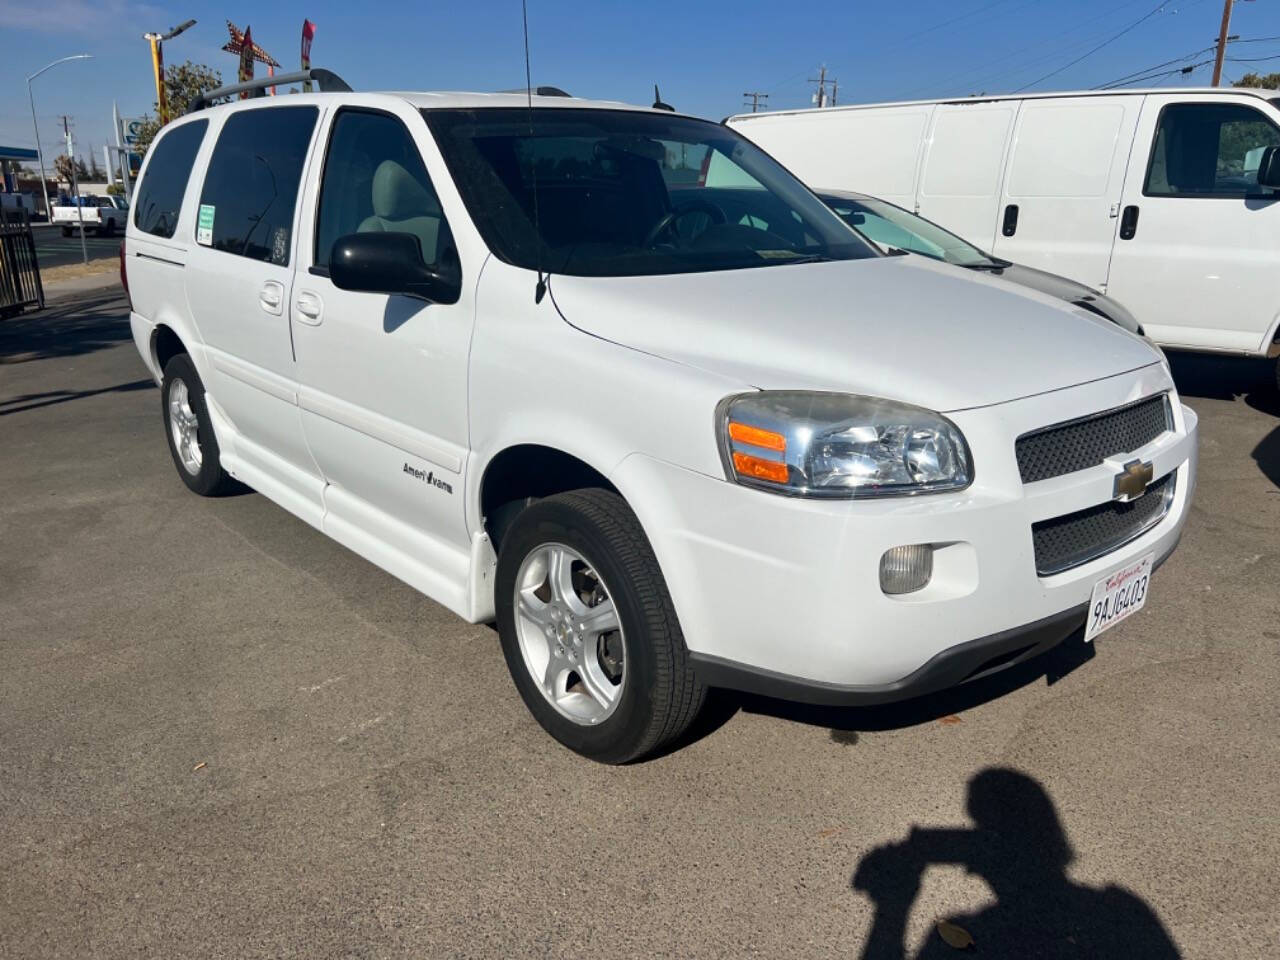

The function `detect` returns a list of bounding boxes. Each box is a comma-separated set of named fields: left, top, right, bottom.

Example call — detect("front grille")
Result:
left=1032, top=471, right=1175, bottom=576
left=1016, top=395, right=1171, bottom=484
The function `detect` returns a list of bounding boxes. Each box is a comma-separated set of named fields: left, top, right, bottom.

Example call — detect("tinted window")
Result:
left=198, top=106, right=318, bottom=265
left=424, top=108, right=874, bottom=278
left=133, top=119, right=207, bottom=238
left=314, top=110, right=453, bottom=271
left=1145, top=103, right=1280, bottom=197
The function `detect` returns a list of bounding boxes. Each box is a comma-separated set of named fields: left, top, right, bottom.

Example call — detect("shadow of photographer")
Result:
left=852, top=768, right=1180, bottom=958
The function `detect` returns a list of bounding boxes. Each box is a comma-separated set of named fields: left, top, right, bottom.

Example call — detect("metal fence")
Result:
left=0, top=208, right=44, bottom=318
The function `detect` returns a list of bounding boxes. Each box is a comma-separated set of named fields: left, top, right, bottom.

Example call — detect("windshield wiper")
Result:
left=769, top=253, right=836, bottom=265
left=964, top=256, right=1012, bottom=271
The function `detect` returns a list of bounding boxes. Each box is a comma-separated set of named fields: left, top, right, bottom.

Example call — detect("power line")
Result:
left=899, top=0, right=1157, bottom=100
left=1013, top=0, right=1171, bottom=93
left=1094, top=45, right=1217, bottom=88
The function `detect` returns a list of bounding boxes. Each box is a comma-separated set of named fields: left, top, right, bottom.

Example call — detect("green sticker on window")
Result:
left=196, top=204, right=215, bottom=246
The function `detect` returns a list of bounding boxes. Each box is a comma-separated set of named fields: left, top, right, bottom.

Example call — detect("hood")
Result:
left=990, top=263, right=1142, bottom=334
left=548, top=255, right=1161, bottom=412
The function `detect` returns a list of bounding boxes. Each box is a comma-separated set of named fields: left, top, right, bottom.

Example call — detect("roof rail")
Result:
left=499, top=86, right=571, bottom=97
left=188, top=68, right=351, bottom=112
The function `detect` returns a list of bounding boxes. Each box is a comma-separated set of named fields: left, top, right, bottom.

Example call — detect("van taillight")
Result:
left=119, top=240, right=131, bottom=310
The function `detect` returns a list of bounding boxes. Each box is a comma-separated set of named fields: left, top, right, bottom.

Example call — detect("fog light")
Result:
left=880, top=544, right=933, bottom=595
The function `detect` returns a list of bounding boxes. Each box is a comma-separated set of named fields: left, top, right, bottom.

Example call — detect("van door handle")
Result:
left=259, top=280, right=284, bottom=315
left=295, top=290, right=323, bottom=326
left=1119, top=205, right=1140, bottom=241
left=1002, top=204, right=1019, bottom=237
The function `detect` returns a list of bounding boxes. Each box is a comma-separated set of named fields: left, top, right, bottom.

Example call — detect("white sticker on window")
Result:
left=196, top=204, right=214, bottom=246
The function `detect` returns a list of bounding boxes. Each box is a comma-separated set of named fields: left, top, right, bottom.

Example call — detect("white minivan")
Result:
left=727, top=88, right=1280, bottom=379
left=124, top=73, right=1197, bottom=762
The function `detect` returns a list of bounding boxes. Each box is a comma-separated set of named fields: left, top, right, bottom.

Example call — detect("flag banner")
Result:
left=301, top=20, right=316, bottom=92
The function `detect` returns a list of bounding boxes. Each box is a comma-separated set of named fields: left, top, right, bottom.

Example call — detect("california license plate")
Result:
left=1084, top=553, right=1154, bottom=642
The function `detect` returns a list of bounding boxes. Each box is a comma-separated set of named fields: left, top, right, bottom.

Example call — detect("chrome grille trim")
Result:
left=1032, top=471, right=1176, bottom=576
left=1016, top=394, right=1171, bottom=484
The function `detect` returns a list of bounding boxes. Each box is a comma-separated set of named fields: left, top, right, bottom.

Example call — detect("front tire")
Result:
left=495, top=489, right=704, bottom=763
left=161, top=354, right=236, bottom=496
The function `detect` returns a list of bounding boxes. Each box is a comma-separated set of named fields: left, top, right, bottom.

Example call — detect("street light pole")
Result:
left=25, top=54, right=92, bottom=223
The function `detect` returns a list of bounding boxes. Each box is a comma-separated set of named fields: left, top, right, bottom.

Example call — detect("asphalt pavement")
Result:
left=31, top=223, right=121, bottom=269
left=2, top=283, right=1278, bottom=959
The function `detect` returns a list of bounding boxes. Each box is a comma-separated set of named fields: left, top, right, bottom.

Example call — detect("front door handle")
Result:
left=259, top=280, right=284, bottom=316
left=295, top=290, right=323, bottom=326
left=1119, top=205, right=1140, bottom=241
left=1002, top=204, right=1019, bottom=237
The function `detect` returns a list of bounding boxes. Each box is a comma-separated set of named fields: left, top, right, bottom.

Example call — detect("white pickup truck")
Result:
left=52, top=195, right=128, bottom=236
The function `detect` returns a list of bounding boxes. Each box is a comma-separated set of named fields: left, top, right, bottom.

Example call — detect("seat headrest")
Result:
left=371, top=160, right=440, bottom=221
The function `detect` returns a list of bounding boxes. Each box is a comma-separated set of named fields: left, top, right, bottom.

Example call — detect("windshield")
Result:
left=820, top=194, right=996, bottom=268
left=424, top=108, right=876, bottom=277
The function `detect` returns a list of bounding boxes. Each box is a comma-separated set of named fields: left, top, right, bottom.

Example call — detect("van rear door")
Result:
left=1105, top=93, right=1280, bottom=354
left=990, top=95, right=1142, bottom=292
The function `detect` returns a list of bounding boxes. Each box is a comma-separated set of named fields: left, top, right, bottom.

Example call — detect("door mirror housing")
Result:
left=1257, top=146, right=1280, bottom=189
left=329, top=232, right=460, bottom=304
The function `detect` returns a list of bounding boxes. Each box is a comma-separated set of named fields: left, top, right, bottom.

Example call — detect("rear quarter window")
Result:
left=133, top=119, right=208, bottom=238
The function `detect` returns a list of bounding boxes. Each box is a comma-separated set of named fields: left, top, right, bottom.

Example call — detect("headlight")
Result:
left=716, top=391, right=972, bottom=498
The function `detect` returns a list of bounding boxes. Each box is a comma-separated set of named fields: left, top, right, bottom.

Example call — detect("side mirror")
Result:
left=1257, top=145, right=1280, bottom=189
left=329, top=232, right=460, bottom=304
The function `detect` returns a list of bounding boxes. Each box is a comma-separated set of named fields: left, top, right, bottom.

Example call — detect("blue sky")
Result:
left=4, top=0, right=1280, bottom=169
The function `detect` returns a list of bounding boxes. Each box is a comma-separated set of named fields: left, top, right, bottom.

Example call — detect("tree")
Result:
left=53, top=154, right=75, bottom=190
left=88, top=150, right=102, bottom=180
left=74, top=157, right=89, bottom=181
left=133, top=60, right=222, bottom=157
left=1233, top=72, right=1280, bottom=90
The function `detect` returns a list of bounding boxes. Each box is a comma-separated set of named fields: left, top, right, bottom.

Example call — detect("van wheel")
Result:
left=495, top=489, right=704, bottom=763
left=161, top=354, right=236, bottom=496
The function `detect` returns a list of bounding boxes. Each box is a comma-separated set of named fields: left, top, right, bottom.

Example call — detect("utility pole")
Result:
left=1212, top=0, right=1233, bottom=87
left=831, top=78, right=839, bottom=106
left=742, top=91, right=769, bottom=113
left=809, top=65, right=837, bottom=108
left=62, top=115, right=88, bottom=265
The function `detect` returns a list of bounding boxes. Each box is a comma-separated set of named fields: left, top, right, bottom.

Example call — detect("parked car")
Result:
left=818, top=189, right=1143, bottom=335
left=124, top=76, right=1197, bottom=762
left=52, top=194, right=127, bottom=236
left=727, top=88, right=1280, bottom=384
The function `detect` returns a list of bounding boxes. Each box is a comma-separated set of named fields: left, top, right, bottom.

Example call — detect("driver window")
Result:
left=314, top=109, right=453, bottom=270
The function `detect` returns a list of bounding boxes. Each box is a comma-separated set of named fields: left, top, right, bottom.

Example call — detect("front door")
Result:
left=183, top=103, right=323, bottom=510
left=991, top=95, right=1142, bottom=291
left=1106, top=94, right=1280, bottom=352
left=291, top=103, right=475, bottom=567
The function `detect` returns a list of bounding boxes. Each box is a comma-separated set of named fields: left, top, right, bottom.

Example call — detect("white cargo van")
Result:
left=124, top=71, right=1197, bottom=762
left=727, top=89, right=1280, bottom=377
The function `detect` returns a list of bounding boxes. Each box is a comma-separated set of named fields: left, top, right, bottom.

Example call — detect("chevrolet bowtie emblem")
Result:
left=1113, top=459, right=1154, bottom=502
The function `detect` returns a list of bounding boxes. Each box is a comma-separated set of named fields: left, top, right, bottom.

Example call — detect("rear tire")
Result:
left=495, top=489, right=704, bottom=763
left=161, top=354, right=236, bottom=497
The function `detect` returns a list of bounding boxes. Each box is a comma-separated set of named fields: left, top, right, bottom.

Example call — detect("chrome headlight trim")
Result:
left=715, top=391, right=974, bottom=499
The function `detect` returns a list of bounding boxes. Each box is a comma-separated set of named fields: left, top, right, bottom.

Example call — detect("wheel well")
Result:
left=152, top=325, right=186, bottom=374
left=480, top=445, right=617, bottom=548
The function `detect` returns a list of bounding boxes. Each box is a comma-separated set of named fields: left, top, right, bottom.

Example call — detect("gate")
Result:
left=0, top=208, right=44, bottom=317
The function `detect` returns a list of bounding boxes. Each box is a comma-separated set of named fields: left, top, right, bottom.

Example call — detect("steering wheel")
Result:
left=644, top=199, right=727, bottom=247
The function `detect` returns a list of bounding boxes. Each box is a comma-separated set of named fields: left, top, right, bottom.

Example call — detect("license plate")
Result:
left=1084, top=553, right=1154, bottom=642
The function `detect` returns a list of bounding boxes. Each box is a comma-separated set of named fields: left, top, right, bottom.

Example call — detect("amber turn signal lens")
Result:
left=732, top=451, right=789, bottom=484
left=728, top=421, right=786, bottom=452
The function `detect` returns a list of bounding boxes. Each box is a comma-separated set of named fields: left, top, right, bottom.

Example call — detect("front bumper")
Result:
left=613, top=365, right=1197, bottom=701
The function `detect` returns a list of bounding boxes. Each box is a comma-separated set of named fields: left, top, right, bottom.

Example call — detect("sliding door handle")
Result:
left=1119, top=205, right=1140, bottom=241
left=1002, top=204, right=1019, bottom=237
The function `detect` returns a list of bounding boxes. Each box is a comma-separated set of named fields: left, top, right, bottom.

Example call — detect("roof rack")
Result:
left=188, top=68, right=352, bottom=112
left=499, top=86, right=572, bottom=97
